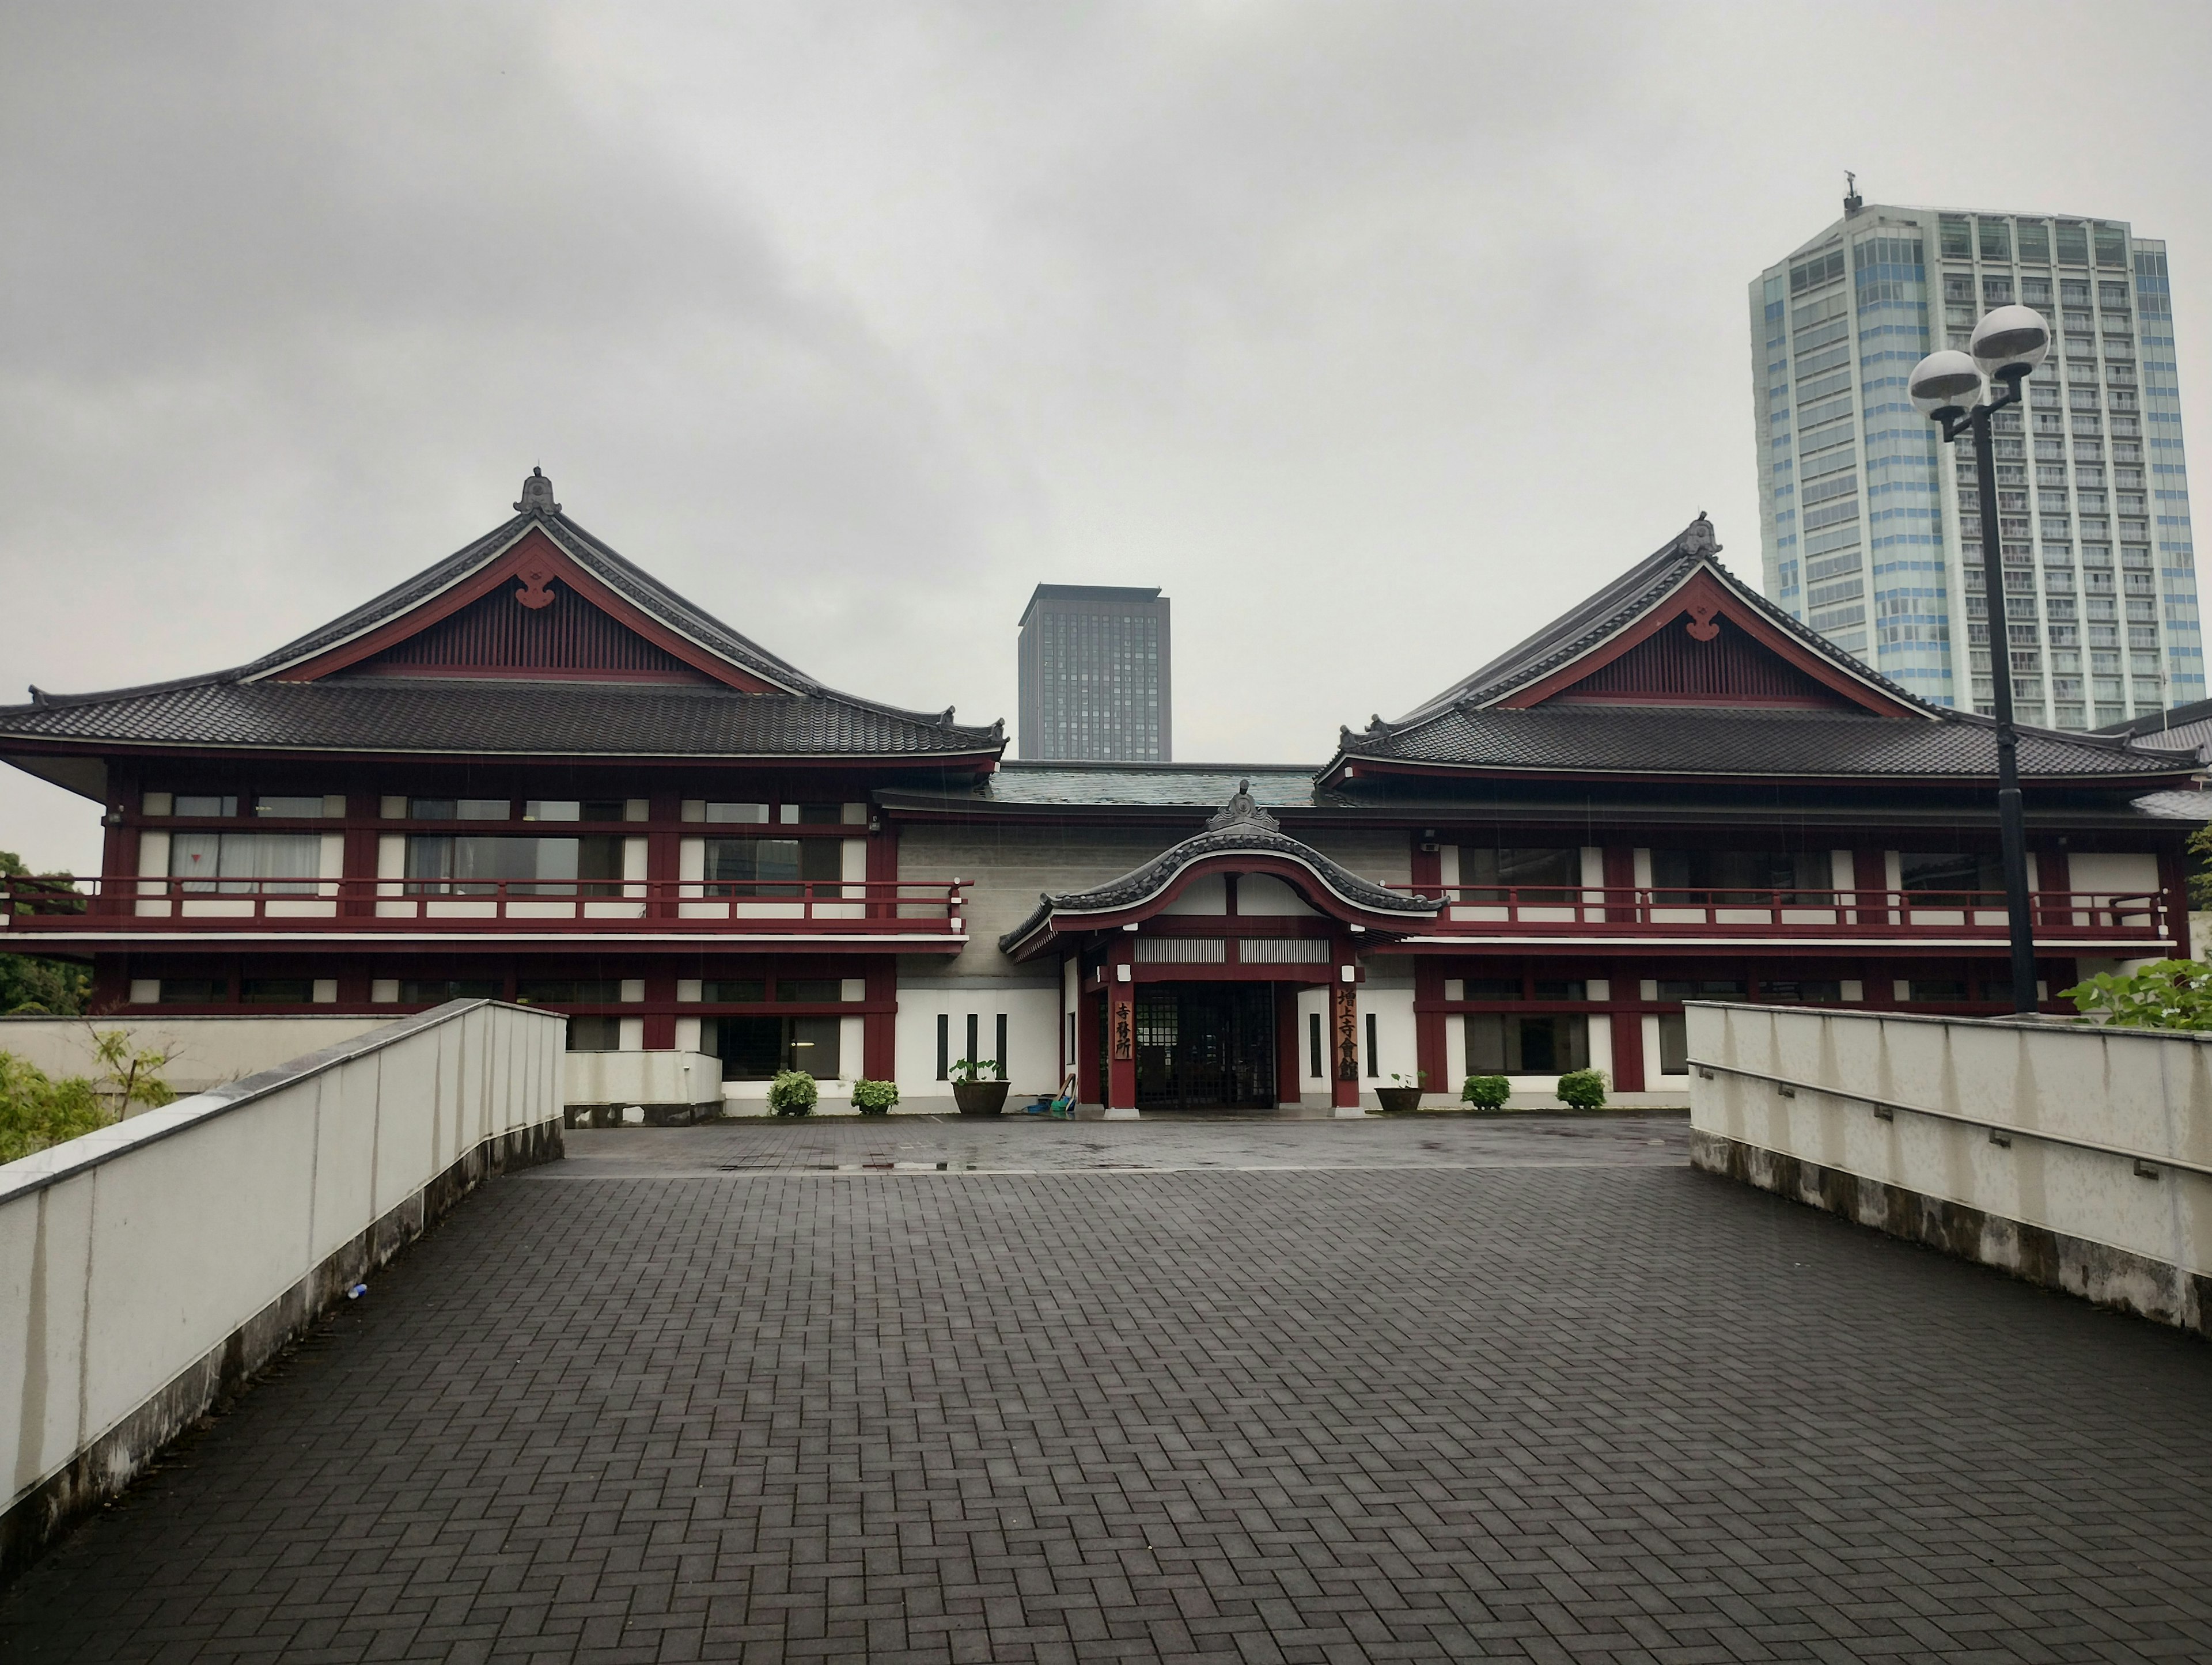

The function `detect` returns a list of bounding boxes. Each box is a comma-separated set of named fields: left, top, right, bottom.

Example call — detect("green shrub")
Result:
left=2060, top=959, right=2212, bottom=1031
left=950, top=1056, right=1001, bottom=1083
left=1460, top=1074, right=1511, bottom=1109
left=768, top=1069, right=819, bottom=1116
left=851, top=1078, right=900, bottom=1115
left=0, top=1052, right=116, bottom=1164
left=1555, top=1068, right=1608, bottom=1110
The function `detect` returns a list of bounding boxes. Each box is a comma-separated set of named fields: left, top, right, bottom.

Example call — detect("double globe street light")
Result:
left=1908, top=305, right=2053, bottom=1017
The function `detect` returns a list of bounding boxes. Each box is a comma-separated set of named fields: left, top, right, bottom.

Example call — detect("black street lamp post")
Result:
left=1909, top=307, right=2054, bottom=1017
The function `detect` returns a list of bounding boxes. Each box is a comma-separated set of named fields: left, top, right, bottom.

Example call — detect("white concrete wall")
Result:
left=563, top=1050, right=722, bottom=1110
left=0, top=1000, right=566, bottom=1553
left=1688, top=1002, right=2212, bottom=1328
left=892, top=981, right=1062, bottom=1105
left=0, top=1015, right=390, bottom=1103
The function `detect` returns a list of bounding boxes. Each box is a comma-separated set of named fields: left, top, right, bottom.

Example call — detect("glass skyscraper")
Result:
left=1017, top=584, right=1172, bottom=761
left=1751, top=196, right=2199, bottom=726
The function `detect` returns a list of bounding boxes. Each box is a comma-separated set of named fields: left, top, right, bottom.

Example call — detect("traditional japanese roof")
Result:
left=0, top=469, right=1003, bottom=768
left=1325, top=515, right=2198, bottom=788
left=998, top=783, right=1435, bottom=959
left=2095, top=697, right=2212, bottom=764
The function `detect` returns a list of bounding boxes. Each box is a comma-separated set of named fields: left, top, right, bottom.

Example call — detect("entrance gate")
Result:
left=1134, top=983, right=1275, bottom=1110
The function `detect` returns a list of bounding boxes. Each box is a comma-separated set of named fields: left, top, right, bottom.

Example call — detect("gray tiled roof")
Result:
left=2128, top=790, right=2212, bottom=821
left=1340, top=705, right=2192, bottom=782
left=0, top=478, right=1001, bottom=760
left=0, top=677, right=998, bottom=758
left=999, top=791, right=1435, bottom=954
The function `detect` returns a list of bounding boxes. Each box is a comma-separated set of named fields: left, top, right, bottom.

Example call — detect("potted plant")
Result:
left=1461, top=1073, right=1511, bottom=1110
left=1374, top=1069, right=1426, bottom=1113
left=950, top=1056, right=1009, bottom=1116
left=1555, top=1068, right=1608, bottom=1111
left=768, top=1068, right=818, bottom=1117
left=851, top=1078, right=900, bottom=1116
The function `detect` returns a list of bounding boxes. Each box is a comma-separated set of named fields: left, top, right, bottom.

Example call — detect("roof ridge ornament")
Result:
left=1206, top=778, right=1279, bottom=833
left=1675, top=513, right=1718, bottom=558
left=514, top=466, right=560, bottom=517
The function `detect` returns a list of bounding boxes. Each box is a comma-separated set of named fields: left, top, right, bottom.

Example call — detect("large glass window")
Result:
left=169, top=831, right=321, bottom=894
left=701, top=1015, right=841, bottom=1079
left=1648, top=851, right=1825, bottom=904
left=1464, top=1013, right=1588, bottom=1074
left=517, top=978, right=623, bottom=1004
left=1899, top=852, right=2003, bottom=907
left=401, top=978, right=501, bottom=1002
left=406, top=834, right=622, bottom=896
left=704, top=837, right=840, bottom=896
left=408, top=798, right=509, bottom=820
left=1459, top=847, right=1580, bottom=903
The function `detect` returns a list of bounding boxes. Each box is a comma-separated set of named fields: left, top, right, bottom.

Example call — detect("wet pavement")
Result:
left=6, top=1115, right=2210, bottom=1663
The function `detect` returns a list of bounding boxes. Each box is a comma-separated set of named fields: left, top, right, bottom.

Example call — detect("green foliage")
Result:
left=768, top=1068, right=819, bottom=1115
left=850, top=1078, right=900, bottom=1114
left=1384, top=1069, right=1426, bottom=1090
left=88, top=1028, right=178, bottom=1110
left=2190, top=826, right=2212, bottom=911
left=1, top=848, right=90, bottom=1015
left=1555, top=1068, right=1608, bottom=1110
left=2059, top=959, right=2212, bottom=1030
left=0, top=1051, right=115, bottom=1164
left=1460, top=1074, right=1512, bottom=1109
left=950, top=1056, right=1001, bottom=1083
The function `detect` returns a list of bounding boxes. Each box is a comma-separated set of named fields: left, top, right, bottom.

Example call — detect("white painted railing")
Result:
left=1688, top=1002, right=2212, bottom=1334
left=0, top=1000, right=565, bottom=1575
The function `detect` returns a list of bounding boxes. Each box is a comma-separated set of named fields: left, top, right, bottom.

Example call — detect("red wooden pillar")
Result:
left=1274, top=981, right=1304, bottom=1108
left=1076, top=976, right=1100, bottom=1105
left=1331, top=965, right=1361, bottom=1110
left=643, top=970, right=677, bottom=1050
left=1106, top=940, right=1136, bottom=1112
left=1852, top=849, right=1889, bottom=927
left=647, top=793, right=682, bottom=920
left=1413, top=958, right=1446, bottom=1097
left=1603, top=847, right=1637, bottom=921
left=863, top=959, right=896, bottom=1078
left=1609, top=1010, right=1645, bottom=1092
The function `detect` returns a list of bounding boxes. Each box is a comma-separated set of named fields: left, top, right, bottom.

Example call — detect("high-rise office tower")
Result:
left=1017, top=585, right=1172, bottom=761
left=1751, top=191, right=2199, bottom=726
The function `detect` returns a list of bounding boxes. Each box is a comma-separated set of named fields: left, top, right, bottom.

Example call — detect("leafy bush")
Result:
left=1555, top=1068, right=1608, bottom=1110
left=851, top=1078, right=900, bottom=1115
left=1460, top=1074, right=1511, bottom=1109
left=950, top=1056, right=1001, bottom=1083
left=2060, top=959, right=2212, bottom=1031
left=768, top=1069, right=819, bottom=1116
left=0, top=1052, right=115, bottom=1164
left=2, top=849, right=90, bottom=1015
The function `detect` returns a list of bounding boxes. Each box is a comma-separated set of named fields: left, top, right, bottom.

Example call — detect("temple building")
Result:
left=1, top=473, right=2200, bottom=1114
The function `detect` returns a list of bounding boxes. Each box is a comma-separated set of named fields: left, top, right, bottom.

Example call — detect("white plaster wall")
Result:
left=1303, top=829, right=1411, bottom=889
left=1357, top=978, right=1418, bottom=1101
left=1688, top=1003, right=2212, bottom=1281
left=0, top=1002, right=565, bottom=1519
left=565, top=1050, right=721, bottom=1108
left=898, top=822, right=1179, bottom=978
left=891, top=982, right=1062, bottom=1104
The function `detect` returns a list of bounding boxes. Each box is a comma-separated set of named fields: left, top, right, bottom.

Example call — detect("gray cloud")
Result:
left=3, top=1, right=2209, bottom=869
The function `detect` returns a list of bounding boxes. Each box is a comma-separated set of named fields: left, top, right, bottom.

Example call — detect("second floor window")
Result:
left=704, top=837, right=841, bottom=896
left=1649, top=851, right=1826, bottom=905
left=171, top=831, right=320, bottom=894
left=1459, top=847, right=1580, bottom=903
left=406, top=835, right=623, bottom=896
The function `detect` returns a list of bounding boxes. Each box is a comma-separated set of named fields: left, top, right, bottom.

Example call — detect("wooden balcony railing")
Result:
left=0, top=875, right=967, bottom=934
left=1392, top=884, right=2171, bottom=938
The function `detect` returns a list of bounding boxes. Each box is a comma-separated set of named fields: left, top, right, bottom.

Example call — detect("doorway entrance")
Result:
left=1134, top=983, right=1275, bottom=1110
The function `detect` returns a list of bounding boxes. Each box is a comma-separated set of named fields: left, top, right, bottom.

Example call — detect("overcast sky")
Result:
left=3, top=2, right=2207, bottom=872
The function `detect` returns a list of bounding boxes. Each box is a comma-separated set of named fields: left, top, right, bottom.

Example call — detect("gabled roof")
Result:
left=0, top=470, right=1005, bottom=766
left=998, top=784, right=1435, bottom=960
left=2095, top=697, right=2212, bottom=763
left=1323, top=515, right=2198, bottom=788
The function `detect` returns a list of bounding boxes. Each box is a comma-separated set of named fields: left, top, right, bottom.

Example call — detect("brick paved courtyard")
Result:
left=5, top=1115, right=2210, bottom=1663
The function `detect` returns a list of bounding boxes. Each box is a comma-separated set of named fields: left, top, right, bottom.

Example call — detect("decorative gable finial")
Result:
left=514, top=466, right=560, bottom=517
left=1675, top=513, right=1717, bottom=558
left=1207, top=778, right=1279, bottom=833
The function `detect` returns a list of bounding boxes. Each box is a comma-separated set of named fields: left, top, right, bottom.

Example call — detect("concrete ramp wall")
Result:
left=0, top=999, right=566, bottom=1579
left=1688, top=1002, right=2212, bottom=1334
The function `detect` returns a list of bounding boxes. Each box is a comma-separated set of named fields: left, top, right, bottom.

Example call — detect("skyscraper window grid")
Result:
left=1016, top=585, right=1173, bottom=762
left=1752, top=202, right=2200, bottom=728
